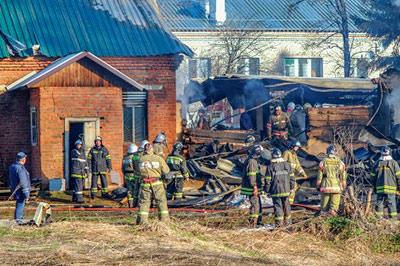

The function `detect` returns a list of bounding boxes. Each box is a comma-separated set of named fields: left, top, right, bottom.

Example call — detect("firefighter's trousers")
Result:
left=137, top=181, right=169, bottom=224
left=272, top=196, right=291, bottom=225
left=321, top=193, right=341, bottom=213
left=375, top=193, right=397, bottom=219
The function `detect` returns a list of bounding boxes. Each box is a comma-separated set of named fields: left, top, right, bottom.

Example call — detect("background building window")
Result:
left=189, top=58, right=211, bottom=79
left=284, top=58, right=323, bottom=77
left=123, top=91, right=147, bottom=143
left=237, top=58, right=260, bottom=75
left=30, top=107, right=38, bottom=146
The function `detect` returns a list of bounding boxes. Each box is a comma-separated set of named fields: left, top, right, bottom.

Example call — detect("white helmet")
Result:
left=287, top=102, right=295, bottom=111
left=140, top=140, right=150, bottom=150
left=155, top=133, right=166, bottom=143
left=128, top=144, right=138, bottom=154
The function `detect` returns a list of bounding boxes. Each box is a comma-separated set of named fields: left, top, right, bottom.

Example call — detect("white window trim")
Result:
left=30, top=107, right=38, bottom=146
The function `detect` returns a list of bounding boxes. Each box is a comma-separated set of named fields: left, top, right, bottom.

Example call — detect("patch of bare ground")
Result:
left=0, top=217, right=398, bottom=266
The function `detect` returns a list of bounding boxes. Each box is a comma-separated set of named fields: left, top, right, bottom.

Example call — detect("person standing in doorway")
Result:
left=87, top=136, right=112, bottom=199
left=71, top=139, right=88, bottom=203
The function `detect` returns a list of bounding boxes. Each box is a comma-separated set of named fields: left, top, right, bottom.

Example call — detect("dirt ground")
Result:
left=0, top=210, right=399, bottom=266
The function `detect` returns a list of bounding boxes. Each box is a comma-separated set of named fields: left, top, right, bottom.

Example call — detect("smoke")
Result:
left=242, top=79, right=269, bottom=109
left=395, top=0, right=400, bottom=7
left=180, top=81, right=205, bottom=115
left=384, top=71, right=400, bottom=138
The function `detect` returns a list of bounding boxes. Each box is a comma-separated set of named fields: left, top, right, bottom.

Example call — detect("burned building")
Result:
left=0, top=0, right=193, bottom=188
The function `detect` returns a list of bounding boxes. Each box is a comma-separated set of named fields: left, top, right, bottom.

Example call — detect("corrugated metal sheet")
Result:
left=159, top=0, right=366, bottom=32
left=0, top=0, right=193, bottom=58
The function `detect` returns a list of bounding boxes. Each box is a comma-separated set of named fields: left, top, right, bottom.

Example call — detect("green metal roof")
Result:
left=0, top=0, right=193, bottom=58
left=159, top=0, right=366, bottom=32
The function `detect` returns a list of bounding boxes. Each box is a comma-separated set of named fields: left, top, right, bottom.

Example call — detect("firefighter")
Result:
left=371, top=146, right=400, bottom=219
left=266, top=106, right=292, bottom=140
left=71, top=139, right=88, bottom=203
left=166, top=142, right=190, bottom=199
left=137, top=142, right=171, bottom=224
left=283, top=140, right=307, bottom=204
left=244, top=135, right=256, bottom=147
left=153, top=133, right=167, bottom=158
left=8, top=152, right=30, bottom=223
left=87, top=136, right=112, bottom=199
left=123, top=144, right=140, bottom=208
left=241, top=144, right=264, bottom=227
left=317, top=145, right=346, bottom=216
left=197, top=108, right=211, bottom=130
left=265, top=148, right=295, bottom=226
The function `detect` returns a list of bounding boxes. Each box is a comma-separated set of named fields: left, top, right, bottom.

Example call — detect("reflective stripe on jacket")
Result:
left=71, top=148, right=87, bottom=178
left=166, top=153, right=189, bottom=178
left=87, top=145, right=112, bottom=174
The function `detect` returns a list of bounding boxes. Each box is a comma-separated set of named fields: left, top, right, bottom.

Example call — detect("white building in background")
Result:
left=157, top=0, right=382, bottom=99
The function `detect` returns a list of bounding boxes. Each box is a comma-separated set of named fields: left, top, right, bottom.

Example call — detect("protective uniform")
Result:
left=266, top=108, right=292, bottom=140
left=166, top=143, right=190, bottom=199
left=71, top=144, right=88, bottom=203
left=153, top=133, right=167, bottom=158
left=371, top=152, right=400, bottom=219
left=317, top=147, right=346, bottom=215
left=265, top=151, right=295, bottom=226
left=87, top=141, right=112, bottom=198
left=241, top=145, right=264, bottom=226
left=123, top=146, right=141, bottom=208
left=137, top=147, right=170, bottom=224
left=8, top=152, right=31, bottom=221
left=283, top=143, right=307, bottom=204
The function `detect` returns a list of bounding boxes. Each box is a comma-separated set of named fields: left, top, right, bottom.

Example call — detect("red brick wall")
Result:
left=0, top=89, right=32, bottom=180
left=32, top=86, right=123, bottom=179
left=103, top=56, right=178, bottom=148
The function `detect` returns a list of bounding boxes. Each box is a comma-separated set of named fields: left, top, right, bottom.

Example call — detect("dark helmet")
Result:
left=380, top=146, right=391, bottom=156
left=327, top=145, right=336, bottom=155
left=16, top=151, right=27, bottom=161
left=173, top=141, right=184, bottom=152
left=272, top=148, right=282, bottom=158
left=290, top=140, right=301, bottom=149
left=245, top=135, right=256, bottom=145
left=251, top=144, right=264, bottom=156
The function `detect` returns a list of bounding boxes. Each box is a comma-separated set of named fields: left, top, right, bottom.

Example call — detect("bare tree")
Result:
left=203, top=21, right=267, bottom=76
left=290, top=0, right=361, bottom=78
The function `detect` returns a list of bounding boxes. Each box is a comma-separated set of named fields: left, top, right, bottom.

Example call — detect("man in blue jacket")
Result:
left=8, top=152, right=31, bottom=222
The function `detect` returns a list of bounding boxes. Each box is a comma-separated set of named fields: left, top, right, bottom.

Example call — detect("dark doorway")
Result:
left=69, top=122, right=84, bottom=189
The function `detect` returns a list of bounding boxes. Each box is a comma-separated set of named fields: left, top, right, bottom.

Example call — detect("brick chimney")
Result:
left=208, top=0, right=226, bottom=25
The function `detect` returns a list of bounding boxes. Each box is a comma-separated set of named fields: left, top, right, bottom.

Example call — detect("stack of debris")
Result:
left=308, top=106, right=371, bottom=143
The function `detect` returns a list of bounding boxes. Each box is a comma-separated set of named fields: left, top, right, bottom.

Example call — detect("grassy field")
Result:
left=0, top=208, right=399, bottom=266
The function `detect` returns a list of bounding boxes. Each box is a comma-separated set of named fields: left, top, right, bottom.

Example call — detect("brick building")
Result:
left=0, top=0, right=192, bottom=188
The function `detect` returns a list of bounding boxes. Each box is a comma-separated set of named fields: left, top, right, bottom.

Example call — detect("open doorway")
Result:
left=64, top=118, right=100, bottom=189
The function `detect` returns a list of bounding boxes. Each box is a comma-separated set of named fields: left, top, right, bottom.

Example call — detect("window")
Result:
left=284, top=58, right=323, bottom=77
left=30, top=107, right=38, bottom=146
left=189, top=58, right=211, bottom=79
left=237, top=58, right=260, bottom=75
left=123, top=91, right=147, bottom=143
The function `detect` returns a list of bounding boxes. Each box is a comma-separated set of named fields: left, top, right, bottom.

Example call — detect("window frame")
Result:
left=284, top=58, right=323, bottom=77
left=30, top=107, right=38, bottom=146
left=123, top=104, right=147, bottom=143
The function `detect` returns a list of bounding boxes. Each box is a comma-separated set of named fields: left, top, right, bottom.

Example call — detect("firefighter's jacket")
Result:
left=122, top=153, right=141, bottom=181
left=265, top=158, right=295, bottom=197
left=318, top=155, right=346, bottom=193
left=283, top=150, right=306, bottom=178
left=266, top=112, right=292, bottom=138
left=371, top=155, right=400, bottom=195
left=87, top=145, right=112, bottom=174
left=153, top=142, right=166, bottom=158
left=139, top=150, right=170, bottom=179
left=71, top=147, right=88, bottom=179
left=241, top=157, right=264, bottom=196
left=166, top=152, right=190, bottom=178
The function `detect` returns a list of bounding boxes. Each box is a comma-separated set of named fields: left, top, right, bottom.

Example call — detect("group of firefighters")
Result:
left=7, top=104, right=400, bottom=226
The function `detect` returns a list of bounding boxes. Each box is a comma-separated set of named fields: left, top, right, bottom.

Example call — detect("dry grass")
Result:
left=0, top=213, right=399, bottom=266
